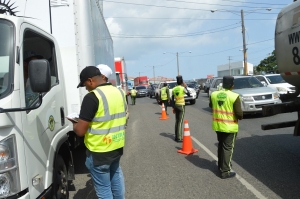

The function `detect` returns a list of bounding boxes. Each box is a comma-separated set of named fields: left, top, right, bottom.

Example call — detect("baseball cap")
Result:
left=24, top=50, right=43, bottom=62
left=77, top=66, right=101, bottom=88
left=96, top=64, right=112, bottom=79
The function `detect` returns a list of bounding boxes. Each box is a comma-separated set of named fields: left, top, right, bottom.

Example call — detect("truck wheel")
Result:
left=53, top=155, right=69, bottom=199
left=190, top=99, right=196, bottom=105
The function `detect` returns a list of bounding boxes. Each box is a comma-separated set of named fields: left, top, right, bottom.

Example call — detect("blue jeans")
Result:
left=85, top=155, right=125, bottom=199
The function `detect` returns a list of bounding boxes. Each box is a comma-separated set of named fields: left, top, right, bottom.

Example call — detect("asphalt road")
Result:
left=69, top=91, right=300, bottom=199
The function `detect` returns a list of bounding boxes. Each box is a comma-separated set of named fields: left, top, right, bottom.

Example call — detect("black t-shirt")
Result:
left=79, top=83, right=123, bottom=166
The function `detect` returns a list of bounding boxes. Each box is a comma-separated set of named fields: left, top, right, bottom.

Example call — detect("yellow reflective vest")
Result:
left=130, top=89, right=137, bottom=96
left=172, top=85, right=185, bottom=105
left=211, top=89, right=239, bottom=133
left=84, top=85, right=127, bottom=152
left=161, top=87, right=169, bottom=100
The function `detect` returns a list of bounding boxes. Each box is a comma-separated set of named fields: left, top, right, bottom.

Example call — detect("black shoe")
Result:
left=221, top=172, right=236, bottom=179
left=175, top=139, right=182, bottom=143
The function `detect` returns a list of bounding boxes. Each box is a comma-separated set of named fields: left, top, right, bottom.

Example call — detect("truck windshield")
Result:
left=0, top=20, right=14, bottom=99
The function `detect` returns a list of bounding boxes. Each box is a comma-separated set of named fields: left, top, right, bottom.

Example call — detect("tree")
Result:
left=254, top=50, right=278, bottom=74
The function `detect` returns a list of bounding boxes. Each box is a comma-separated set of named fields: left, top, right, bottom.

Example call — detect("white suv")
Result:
left=255, top=74, right=295, bottom=95
left=155, top=81, right=197, bottom=105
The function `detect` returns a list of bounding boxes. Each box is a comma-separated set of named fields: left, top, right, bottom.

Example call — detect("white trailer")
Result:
left=0, top=0, right=115, bottom=198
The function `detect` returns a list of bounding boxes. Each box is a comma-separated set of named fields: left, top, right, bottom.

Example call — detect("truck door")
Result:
left=19, top=24, right=66, bottom=196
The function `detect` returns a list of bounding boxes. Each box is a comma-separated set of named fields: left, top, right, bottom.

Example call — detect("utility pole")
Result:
left=228, top=56, right=232, bottom=76
left=153, top=66, right=156, bottom=84
left=176, top=52, right=179, bottom=76
left=241, top=9, right=248, bottom=75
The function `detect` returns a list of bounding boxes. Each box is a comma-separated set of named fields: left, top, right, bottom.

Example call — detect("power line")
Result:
left=219, top=0, right=286, bottom=6
left=182, top=38, right=273, bottom=57
left=163, top=0, right=283, bottom=9
left=103, top=0, right=280, bottom=14
left=105, top=16, right=275, bottom=21
left=111, top=23, right=241, bottom=38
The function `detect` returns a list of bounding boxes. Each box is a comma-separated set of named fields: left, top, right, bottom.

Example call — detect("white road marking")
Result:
left=191, top=136, right=268, bottom=199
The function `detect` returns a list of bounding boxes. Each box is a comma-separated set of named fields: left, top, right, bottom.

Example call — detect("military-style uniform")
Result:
left=130, top=88, right=137, bottom=105
left=209, top=76, right=243, bottom=179
left=171, top=76, right=190, bottom=142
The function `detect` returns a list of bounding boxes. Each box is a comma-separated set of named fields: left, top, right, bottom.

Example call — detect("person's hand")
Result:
left=183, top=82, right=187, bottom=88
left=172, top=108, right=175, bottom=114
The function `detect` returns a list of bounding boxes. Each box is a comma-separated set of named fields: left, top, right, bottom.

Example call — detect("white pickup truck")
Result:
left=155, top=81, right=197, bottom=105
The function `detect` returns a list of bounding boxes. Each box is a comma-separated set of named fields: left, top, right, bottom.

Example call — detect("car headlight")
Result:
left=0, top=135, right=20, bottom=197
left=276, top=87, right=287, bottom=92
left=240, top=96, right=253, bottom=101
left=273, top=92, right=279, bottom=99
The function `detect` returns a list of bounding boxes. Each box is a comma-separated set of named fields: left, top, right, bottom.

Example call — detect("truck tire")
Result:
left=190, top=99, right=196, bottom=105
left=53, top=155, right=69, bottom=199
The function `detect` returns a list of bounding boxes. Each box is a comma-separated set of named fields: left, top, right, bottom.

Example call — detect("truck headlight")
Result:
left=240, top=96, right=253, bottom=101
left=0, top=135, right=20, bottom=197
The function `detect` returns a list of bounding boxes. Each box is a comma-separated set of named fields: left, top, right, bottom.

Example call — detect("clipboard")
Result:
left=66, top=117, right=79, bottom=123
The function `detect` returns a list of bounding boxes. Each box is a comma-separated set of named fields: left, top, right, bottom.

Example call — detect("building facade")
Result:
left=217, top=61, right=253, bottom=77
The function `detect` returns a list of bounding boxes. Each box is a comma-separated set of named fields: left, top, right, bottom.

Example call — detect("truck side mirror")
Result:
left=29, top=59, right=51, bottom=93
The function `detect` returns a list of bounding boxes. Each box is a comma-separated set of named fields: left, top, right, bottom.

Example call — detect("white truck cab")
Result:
left=0, top=0, right=115, bottom=198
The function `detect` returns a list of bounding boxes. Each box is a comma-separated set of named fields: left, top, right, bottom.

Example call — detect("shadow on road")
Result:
left=160, top=132, right=176, bottom=141
left=233, top=134, right=300, bottom=199
left=73, top=179, right=97, bottom=199
left=185, top=154, right=220, bottom=177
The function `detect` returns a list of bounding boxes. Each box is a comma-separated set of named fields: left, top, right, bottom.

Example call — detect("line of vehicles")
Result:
left=0, top=0, right=298, bottom=198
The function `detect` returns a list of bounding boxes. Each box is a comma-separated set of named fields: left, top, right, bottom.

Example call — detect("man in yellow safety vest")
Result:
left=209, top=76, right=243, bottom=179
left=159, top=82, right=170, bottom=114
left=70, top=66, right=127, bottom=198
left=130, top=87, right=137, bottom=105
left=171, top=75, right=190, bottom=142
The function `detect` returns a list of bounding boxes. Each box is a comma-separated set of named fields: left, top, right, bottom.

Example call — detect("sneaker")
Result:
left=221, top=172, right=236, bottom=179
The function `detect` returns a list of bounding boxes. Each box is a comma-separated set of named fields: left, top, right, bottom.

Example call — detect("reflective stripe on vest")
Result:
left=173, top=86, right=185, bottom=105
left=211, top=90, right=239, bottom=133
left=84, top=85, right=126, bottom=152
left=161, top=87, right=168, bottom=100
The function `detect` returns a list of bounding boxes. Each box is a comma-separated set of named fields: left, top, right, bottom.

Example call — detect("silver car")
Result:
left=209, top=76, right=282, bottom=114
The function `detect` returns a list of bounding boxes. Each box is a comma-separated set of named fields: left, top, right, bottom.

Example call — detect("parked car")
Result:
left=148, top=84, right=157, bottom=98
left=187, top=82, right=200, bottom=98
left=208, top=76, right=282, bottom=114
left=155, top=81, right=197, bottom=105
left=254, top=74, right=296, bottom=95
left=135, top=86, right=148, bottom=97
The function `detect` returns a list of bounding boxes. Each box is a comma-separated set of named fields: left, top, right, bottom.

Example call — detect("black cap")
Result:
left=77, top=66, right=101, bottom=88
left=223, top=76, right=234, bottom=89
left=176, top=75, right=183, bottom=85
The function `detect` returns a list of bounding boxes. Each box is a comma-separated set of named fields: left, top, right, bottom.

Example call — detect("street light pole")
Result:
left=176, top=52, right=179, bottom=76
left=228, top=56, right=232, bottom=76
left=153, top=66, right=156, bottom=84
left=241, top=9, right=248, bottom=75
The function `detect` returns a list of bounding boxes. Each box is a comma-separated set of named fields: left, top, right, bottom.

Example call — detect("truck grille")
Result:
left=253, top=94, right=272, bottom=101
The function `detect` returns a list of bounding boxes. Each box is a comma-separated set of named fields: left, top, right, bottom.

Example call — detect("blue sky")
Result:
left=103, top=0, right=291, bottom=80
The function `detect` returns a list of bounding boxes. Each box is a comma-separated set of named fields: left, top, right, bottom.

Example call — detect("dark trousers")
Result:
left=216, top=131, right=237, bottom=177
left=131, top=95, right=136, bottom=105
left=161, top=100, right=169, bottom=114
left=175, top=105, right=185, bottom=141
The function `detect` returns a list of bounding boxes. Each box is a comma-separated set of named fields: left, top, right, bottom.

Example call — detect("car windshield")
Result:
left=266, top=75, right=286, bottom=84
left=136, top=86, right=146, bottom=90
left=187, top=83, right=196, bottom=88
left=167, top=82, right=177, bottom=89
left=233, top=77, right=264, bottom=89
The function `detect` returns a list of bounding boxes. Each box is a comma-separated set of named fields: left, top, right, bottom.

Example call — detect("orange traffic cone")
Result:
left=178, top=120, right=198, bottom=155
left=159, top=103, right=169, bottom=120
